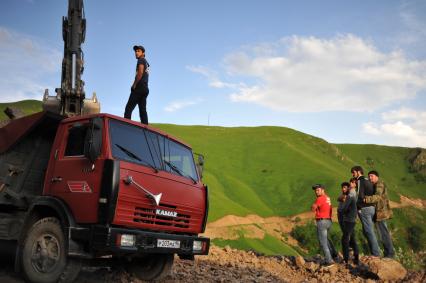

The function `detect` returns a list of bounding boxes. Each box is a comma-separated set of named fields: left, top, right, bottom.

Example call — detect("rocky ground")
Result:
left=1, top=246, right=424, bottom=283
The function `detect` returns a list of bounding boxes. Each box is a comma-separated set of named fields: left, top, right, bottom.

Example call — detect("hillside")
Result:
left=1, top=100, right=425, bottom=262
left=154, top=124, right=425, bottom=221
left=0, top=100, right=42, bottom=121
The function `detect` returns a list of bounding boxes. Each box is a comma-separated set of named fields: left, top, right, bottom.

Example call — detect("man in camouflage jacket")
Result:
left=364, top=170, right=395, bottom=258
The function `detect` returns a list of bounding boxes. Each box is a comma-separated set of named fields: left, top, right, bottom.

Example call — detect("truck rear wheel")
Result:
left=20, top=217, right=81, bottom=283
left=127, top=254, right=174, bottom=281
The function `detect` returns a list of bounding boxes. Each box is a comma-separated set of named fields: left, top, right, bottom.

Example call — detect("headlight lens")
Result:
left=120, top=234, right=136, bottom=247
left=193, top=240, right=203, bottom=251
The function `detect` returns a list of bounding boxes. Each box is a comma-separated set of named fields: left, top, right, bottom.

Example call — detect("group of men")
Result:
left=311, top=165, right=394, bottom=267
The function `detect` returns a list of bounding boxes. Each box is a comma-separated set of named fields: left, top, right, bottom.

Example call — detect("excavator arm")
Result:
left=42, top=0, right=100, bottom=117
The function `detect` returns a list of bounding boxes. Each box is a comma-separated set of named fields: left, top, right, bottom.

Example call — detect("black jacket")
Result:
left=356, top=176, right=375, bottom=209
left=342, top=190, right=357, bottom=222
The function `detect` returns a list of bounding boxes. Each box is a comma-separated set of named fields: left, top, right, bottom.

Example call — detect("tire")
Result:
left=20, top=217, right=81, bottom=283
left=58, top=257, right=82, bottom=283
left=127, top=254, right=174, bottom=281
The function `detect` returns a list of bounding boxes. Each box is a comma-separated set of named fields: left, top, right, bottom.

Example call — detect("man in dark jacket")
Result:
left=337, top=182, right=350, bottom=232
left=340, top=178, right=359, bottom=265
left=124, top=45, right=150, bottom=124
left=365, top=170, right=395, bottom=258
left=351, top=165, right=380, bottom=257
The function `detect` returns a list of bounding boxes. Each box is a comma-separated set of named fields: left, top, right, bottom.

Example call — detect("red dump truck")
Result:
left=0, top=112, right=209, bottom=282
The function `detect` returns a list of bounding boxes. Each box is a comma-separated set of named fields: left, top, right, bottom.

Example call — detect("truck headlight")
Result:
left=193, top=240, right=203, bottom=251
left=119, top=234, right=136, bottom=247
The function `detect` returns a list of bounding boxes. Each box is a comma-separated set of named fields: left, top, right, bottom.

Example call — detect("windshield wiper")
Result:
left=115, top=144, right=158, bottom=172
left=163, top=160, right=197, bottom=184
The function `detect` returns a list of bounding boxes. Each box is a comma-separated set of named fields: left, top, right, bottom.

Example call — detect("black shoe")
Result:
left=353, top=258, right=359, bottom=265
left=345, top=263, right=351, bottom=269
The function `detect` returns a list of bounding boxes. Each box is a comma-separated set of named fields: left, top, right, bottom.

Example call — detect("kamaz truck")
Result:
left=0, top=1, right=209, bottom=282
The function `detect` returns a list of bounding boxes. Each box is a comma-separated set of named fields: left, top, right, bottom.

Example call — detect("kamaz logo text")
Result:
left=156, top=209, right=177, bottom=218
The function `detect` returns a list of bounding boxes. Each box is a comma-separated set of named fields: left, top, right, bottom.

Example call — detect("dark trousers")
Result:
left=341, top=221, right=359, bottom=263
left=124, top=89, right=149, bottom=124
left=338, top=213, right=344, bottom=232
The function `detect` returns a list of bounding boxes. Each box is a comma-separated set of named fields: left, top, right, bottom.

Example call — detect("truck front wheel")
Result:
left=127, top=254, right=174, bottom=281
left=20, top=217, right=81, bottom=283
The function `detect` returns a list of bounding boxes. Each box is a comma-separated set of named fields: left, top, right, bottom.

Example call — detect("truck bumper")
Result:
left=71, top=226, right=210, bottom=256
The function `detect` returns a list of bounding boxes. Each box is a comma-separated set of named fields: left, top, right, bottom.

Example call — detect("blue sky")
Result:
left=0, top=0, right=425, bottom=147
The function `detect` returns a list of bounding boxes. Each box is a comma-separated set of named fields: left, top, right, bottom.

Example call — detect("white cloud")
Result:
left=164, top=98, right=203, bottom=112
left=0, top=27, right=61, bottom=102
left=186, top=65, right=240, bottom=89
left=382, top=107, right=426, bottom=128
left=206, top=34, right=426, bottom=113
left=363, top=107, right=426, bottom=148
left=362, top=122, right=381, bottom=136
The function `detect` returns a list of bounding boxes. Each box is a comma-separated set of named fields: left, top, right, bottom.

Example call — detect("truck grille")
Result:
left=134, top=205, right=190, bottom=229
left=114, top=193, right=203, bottom=233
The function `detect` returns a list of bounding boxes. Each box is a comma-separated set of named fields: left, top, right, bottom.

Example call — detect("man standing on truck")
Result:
left=124, top=45, right=150, bottom=124
left=311, top=184, right=338, bottom=266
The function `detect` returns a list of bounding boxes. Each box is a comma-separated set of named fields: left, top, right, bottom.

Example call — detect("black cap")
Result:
left=368, top=170, right=379, bottom=177
left=312, top=184, right=325, bottom=190
left=133, top=45, right=145, bottom=52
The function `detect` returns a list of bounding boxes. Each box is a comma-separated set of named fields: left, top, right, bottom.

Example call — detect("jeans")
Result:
left=316, top=219, right=337, bottom=264
left=376, top=220, right=395, bottom=258
left=124, top=89, right=149, bottom=124
left=358, top=206, right=380, bottom=256
left=341, top=221, right=359, bottom=263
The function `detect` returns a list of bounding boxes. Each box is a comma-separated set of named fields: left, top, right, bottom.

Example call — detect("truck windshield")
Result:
left=109, top=120, right=198, bottom=182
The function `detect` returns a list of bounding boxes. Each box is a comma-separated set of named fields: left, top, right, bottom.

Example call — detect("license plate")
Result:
left=157, top=239, right=180, bottom=249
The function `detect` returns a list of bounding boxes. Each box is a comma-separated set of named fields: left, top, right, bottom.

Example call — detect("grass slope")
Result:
left=336, top=144, right=424, bottom=200
left=0, top=100, right=42, bottom=120
left=213, top=233, right=300, bottom=256
left=155, top=124, right=425, bottom=222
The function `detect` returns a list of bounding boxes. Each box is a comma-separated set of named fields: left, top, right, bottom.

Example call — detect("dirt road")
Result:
left=1, top=246, right=424, bottom=283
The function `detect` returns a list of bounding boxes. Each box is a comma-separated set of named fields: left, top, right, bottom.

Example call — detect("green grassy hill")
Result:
left=0, top=100, right=42, bottom=121
left=1, top=100, right=425, bottom=260
left=155, top=124, right=425, bottom=221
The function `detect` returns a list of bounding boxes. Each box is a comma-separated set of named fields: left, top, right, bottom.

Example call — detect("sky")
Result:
left=0, top=0, right=425, bottom=148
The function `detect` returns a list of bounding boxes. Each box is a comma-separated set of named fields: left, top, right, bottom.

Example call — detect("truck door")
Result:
left=48, top=121, right=103, bottom=223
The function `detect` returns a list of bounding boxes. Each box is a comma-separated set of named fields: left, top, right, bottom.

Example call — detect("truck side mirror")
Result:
left=194, top=153, right=204, bottom=179
left=198, top=155, right=204, bottom=166
left=84, top=117, right=103, bottom=163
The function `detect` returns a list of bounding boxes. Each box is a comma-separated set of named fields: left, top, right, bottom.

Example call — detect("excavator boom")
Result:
left=42, top=0, right=99, bottom=117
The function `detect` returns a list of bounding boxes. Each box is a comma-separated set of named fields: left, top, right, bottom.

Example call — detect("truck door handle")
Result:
left=51, top=177, right=63, bottom=183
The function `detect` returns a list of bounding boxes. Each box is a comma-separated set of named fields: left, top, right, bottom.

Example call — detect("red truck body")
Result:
left=0, top=111, right=209, bottom=282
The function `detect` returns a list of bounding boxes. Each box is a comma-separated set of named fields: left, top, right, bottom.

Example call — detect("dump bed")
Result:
left=0, top=111, right=64, bottom=209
